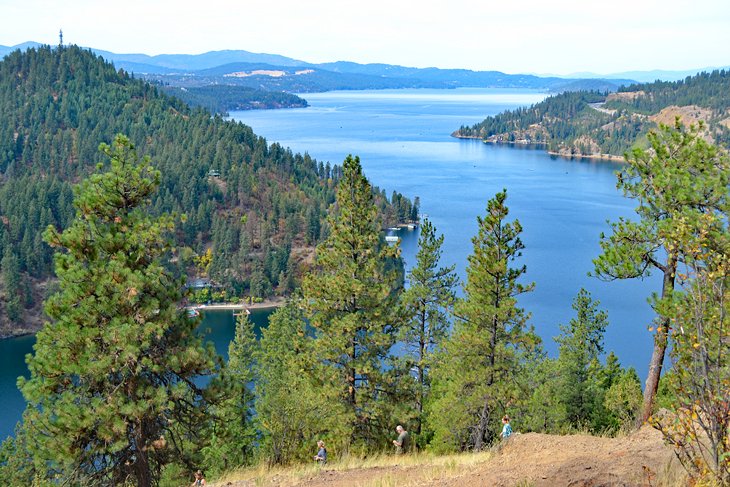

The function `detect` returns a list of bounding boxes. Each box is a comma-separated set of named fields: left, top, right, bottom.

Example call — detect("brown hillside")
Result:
left=215, top=426, right=682, bottom=487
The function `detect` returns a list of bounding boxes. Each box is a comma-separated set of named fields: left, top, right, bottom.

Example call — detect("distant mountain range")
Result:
left=1, top=41, right=637, bottom=93
left=2, top=42, right=725, bottom=95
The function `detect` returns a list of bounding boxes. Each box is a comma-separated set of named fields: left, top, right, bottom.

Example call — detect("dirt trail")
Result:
left=218, top=426, right=678, bottom=487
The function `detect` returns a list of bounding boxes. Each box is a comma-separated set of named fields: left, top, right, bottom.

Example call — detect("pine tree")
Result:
left=554, top=288, right=608, bottom=429
left=400, top=218, right=457, bottom=435
left=254, top=303, right=346, bottom=465
left=651, top=187, right=728, bottom=484
left=428, top=190, right=539, bottom=452
left=300, top=155, right=403, bottom=449
left=19, top=135, right=220, bottom=486
left=203, top=313, right=257, bottom=475
left=593, top=120, right=730, bottom=423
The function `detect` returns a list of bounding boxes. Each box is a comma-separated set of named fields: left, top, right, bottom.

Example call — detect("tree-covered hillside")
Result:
left=0, top=45, right=414, bottom=335
left=456, top=70, right=730, bottom=157
left=161, top=85, right=308, bottom=114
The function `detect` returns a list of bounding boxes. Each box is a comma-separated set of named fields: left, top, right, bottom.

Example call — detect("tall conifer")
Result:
left=428, top=190, right=538, bottom=451
left=593, top=120, right=730, bottom=423
left=301, top=155, right=402, bottom=449
left=19, top=136, right=220, bottom=486
left=400, top=219, right=457, bottom=434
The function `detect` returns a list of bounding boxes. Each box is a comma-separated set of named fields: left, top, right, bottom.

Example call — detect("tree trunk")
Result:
left=134, top=421, right=152, bottom=487
left=639, top=255, right=677, bottom=425
left=473, top=398, right=490, bottom=450
left=415, top=306, right=426, bottom=435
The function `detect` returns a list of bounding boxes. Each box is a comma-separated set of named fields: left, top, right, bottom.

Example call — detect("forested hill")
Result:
left=454, top=69, right=730, bottom=158
left=0, top=45, right=415, bottom=337
left=161, top=85, right=308, bottom=114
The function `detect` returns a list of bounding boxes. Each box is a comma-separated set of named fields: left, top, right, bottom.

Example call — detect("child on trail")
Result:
left=501, top=415, right=513, bottom=440
left=314, top=440, right=327, bottom=465
left=191, top=469, right=206, bottom=486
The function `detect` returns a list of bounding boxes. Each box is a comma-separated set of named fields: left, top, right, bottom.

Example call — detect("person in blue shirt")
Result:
left=314, top=440, right=327, bottom=465
left=501, top=415, right=513, bottom=440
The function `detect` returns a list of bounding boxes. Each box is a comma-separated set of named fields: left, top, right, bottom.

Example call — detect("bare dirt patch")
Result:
left=606, top=91, right=646, bottom=103
left=214, top=426, right=681, bottom=487
left=649, top=105, right=713, bottom=127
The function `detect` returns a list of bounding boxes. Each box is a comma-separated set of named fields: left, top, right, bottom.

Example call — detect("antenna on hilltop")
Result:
left=59, top=29, right=63, bottom=47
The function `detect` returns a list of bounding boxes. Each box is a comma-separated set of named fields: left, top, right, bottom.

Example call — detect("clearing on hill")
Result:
left=215, top=426, right=682, bottom=486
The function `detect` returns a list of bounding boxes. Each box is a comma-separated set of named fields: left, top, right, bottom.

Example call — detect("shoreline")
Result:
left=452, top=134, right=626, bottom=163
left=1, top=298, right=288, bottom=341
left=191, top=297, right=286, bottom=312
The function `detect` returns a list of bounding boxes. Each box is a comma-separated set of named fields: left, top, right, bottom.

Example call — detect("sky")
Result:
left=1, top=0, right=729, bottom=75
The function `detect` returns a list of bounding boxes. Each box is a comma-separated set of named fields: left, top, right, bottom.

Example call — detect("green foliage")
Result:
left=427, top=190, right=539, bottom=452
left=18, top=136, right=221, bottom=486
left=594, top=120, right=730, bottom=422
left=202, top=313, right=257, bottom=476
left=162, top=85, right=308, bottom=114
left=461, top=69, right=730, bottom=156
left=554, top=289, right=608, bottom=429
left=399, top=219, right=457, bottom=438
left=603, top=369, right=643, bottom=431
left=650, top=180, right=729, bottom=484
left=456, top=90, right=644, bottom=156
left=613, top=70, right=730, bottom=112
left=520, top=357, right=567, bottom=434
left=254, top=304, right=346, bottom=465
left=300, top=155, right=404, bottom=451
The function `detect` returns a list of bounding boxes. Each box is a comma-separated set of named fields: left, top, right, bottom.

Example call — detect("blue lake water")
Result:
left=228, top=87, right=660, bottom=373
left=0, top=88, right=660, bottom=440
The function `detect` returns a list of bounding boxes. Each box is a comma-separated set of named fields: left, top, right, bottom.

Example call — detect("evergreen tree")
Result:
left=300, top=155, right=403, bottom=449
left=18, top=136, right=220, bottom=486
left=202, top=313, right=257, bottom=476
left=254, top=303, right=345, bottom=465
left=593, top=120, right=730, bottom=423
left=1, top=248, right=22, bottom=322
left=400, top=219, right=457, bottom=436
left=554, top=288, right=608, bottom=429
left=428, top=190, right=539, bottom=451
left=651, top=187, right=729, bottom=484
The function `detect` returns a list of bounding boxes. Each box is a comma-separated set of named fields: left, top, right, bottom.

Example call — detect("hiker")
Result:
left=392, top=425, right=409, bottom=454
left=314, top=439, right=327, bottom=464
left=501, top=415, right=513, bottom=441
left=191, top=469, right=207, bottom=486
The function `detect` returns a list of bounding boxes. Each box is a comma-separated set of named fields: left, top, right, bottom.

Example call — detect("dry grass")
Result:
left=212, top=450, right=495, bottom=487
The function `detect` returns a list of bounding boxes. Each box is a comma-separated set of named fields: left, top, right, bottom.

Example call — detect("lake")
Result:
left=227, top=87, right=660, bottom=372
left=0, top=88, right=660, bottom=440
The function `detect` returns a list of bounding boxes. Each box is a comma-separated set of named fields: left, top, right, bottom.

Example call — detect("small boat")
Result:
left=385, top=235, right=400, bottom=243
left=406, top=223, right=416, bottom=230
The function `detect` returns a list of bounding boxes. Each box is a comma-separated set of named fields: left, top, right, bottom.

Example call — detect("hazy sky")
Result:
left=2, top=0, right=728, bottom=74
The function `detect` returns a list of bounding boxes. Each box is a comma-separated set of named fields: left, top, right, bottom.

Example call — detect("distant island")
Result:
left=454, top=70, right=730, bottom=159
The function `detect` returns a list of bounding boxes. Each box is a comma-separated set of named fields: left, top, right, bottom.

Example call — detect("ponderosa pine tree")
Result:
left=19, top=135, right=220, bottom=486
left=428, top=190, right=539, bottom=452
left=202, top=313, right=257, bottom=475
left=254, top=303, right=346, bottom=465
left=300, top=155, right=403, bottom=450
left=399, top=219, right=457, bottom=435
left=651, top=190, right=729, bottom=484
left=593, top=120, right=730, bottom=424
left=554, top=288, right=608, bottom=429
